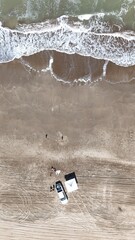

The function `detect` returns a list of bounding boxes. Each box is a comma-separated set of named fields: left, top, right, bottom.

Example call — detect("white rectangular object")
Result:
left=58, top=191, right=65, bottom=199
left=65, top=178, right=78, bottom=193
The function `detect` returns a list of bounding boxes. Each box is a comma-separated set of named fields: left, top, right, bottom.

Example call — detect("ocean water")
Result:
left=0, top=0, right=135, bottom=83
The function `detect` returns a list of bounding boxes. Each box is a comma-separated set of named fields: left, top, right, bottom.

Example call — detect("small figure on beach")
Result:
left=50, top=185, right=55, bottom=192
left=50, top=166, right=56, bottom=176
left=50, top=166, right=61, bottom=176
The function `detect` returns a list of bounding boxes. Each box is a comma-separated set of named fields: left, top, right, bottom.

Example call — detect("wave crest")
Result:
left=0, top=15, right=135, bottom=66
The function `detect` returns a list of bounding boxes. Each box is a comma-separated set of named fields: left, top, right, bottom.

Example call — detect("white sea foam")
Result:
left=78, top=14, right=100, bottom=21
left=0, top=15, right=135, bottom=66
left=102, top=60, right=109, bottom=79
left=20, top=58, right=37, bottom=72
left=118, top=0, right=134, bottom=17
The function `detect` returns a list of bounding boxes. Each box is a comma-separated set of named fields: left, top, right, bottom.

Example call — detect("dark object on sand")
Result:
left=51, top=166, right=56, bottom=172
left=65, top=172, right=78, bottom=183
left=50, top=185, right=55, bottom=192
left=50, top=166, right=56, bottom=176
left=118, top=206, right=122, bottom=212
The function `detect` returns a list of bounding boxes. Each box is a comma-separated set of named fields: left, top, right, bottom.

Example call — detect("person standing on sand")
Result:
left=50, top=166, right=56, bottom=176
left=50, top=166, right=61, bottom=176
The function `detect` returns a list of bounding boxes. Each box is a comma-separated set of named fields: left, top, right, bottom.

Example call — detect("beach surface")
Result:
left=0, top=60, right=135, bottom=239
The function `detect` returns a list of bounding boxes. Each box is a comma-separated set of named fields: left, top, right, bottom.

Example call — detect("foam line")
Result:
left=0, top=15, right=135, bottom=66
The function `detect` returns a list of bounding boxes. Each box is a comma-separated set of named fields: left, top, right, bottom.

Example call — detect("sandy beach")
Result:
left=0, top=58, right=135, bottom=239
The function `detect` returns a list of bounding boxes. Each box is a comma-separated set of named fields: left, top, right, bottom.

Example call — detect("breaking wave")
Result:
left=0, top=14, right=135, bottom=66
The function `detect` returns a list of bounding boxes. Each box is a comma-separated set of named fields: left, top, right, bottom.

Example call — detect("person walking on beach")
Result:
left=50, top=166, right=61, bottom=176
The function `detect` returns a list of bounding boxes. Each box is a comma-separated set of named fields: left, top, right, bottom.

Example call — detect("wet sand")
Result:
left=0, top=58, right=135, bottom=239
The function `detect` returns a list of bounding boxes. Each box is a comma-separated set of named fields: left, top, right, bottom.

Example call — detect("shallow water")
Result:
left=0, top=0, right=134, bottom=26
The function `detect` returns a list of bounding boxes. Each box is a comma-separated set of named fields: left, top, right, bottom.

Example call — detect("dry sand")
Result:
left=0, top=61, right=135, bottom=239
